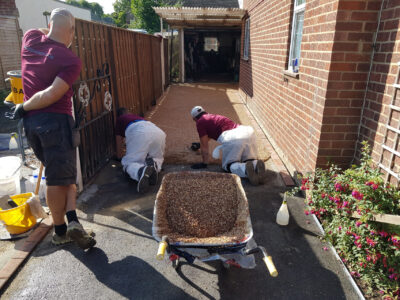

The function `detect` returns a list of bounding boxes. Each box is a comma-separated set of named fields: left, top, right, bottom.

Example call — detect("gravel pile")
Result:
left=155, top=171, right=250, bottom=244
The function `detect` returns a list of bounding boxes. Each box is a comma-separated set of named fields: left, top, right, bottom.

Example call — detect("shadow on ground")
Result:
left=1, top=160, right=358, bottom=299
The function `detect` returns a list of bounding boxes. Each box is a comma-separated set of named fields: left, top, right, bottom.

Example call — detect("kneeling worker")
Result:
left=115, top=107, right=166, bottom=193
left=190, top=106, right=265, bottom=185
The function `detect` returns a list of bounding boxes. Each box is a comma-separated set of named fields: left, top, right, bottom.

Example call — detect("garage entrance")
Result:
left=184, top=29, right=241, bottom=83
left=154, top=6, right=246, bottom=84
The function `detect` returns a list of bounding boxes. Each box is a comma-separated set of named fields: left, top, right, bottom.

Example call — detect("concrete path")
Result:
left=1, top=161, right=359, bottom=300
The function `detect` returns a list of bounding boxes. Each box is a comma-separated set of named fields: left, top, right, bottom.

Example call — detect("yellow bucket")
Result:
left=5, top=70, right=24, bottom=105
left=0, top=193, right=36, bottom=235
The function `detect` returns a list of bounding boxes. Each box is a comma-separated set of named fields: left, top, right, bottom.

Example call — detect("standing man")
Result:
left=7, top=8, right=95, bottom=249
left=115, top=107, right=166, bottom=193
left=190, top=106, right=265, bottom=185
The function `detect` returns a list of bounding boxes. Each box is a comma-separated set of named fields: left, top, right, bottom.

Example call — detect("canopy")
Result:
left=153, top=7, right=246, bottom=27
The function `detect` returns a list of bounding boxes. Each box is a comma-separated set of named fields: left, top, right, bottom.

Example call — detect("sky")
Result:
left=86, top=0, right=115, bottom=14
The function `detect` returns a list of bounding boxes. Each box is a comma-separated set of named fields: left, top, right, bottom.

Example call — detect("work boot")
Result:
left=255, top=160, right=266, bottom=184
left=67, top=221, right=96, bottom=250
left=52, top=229, right=95, bottom=246
left=146, top=157, right=158, bottom=185
left=137, top=166, right=153, bottom=193
left=51, top=233, right=72, bottom=246
left=245, top=161, right=259, bottom=186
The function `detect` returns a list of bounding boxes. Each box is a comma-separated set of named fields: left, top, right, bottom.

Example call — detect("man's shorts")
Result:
left=24, top=113, right=77, bottom=186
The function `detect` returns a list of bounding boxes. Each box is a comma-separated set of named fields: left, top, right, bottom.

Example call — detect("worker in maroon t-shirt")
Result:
left=7, top=8, right=95, bottom=249
left=190, top=106, right=265, bottom=185
left=115, top=107, right=166, bottom=193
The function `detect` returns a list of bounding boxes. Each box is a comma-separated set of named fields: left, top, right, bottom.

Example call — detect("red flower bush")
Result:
left=291, top=142, right=400, bottom=298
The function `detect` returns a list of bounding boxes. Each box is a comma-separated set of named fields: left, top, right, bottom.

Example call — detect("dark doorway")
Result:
left=184, top=29, right=241, bottom=83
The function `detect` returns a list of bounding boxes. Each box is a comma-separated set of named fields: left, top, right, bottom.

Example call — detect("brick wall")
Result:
left=240, top=0, right=338, bottom=174
left=356, top=0, right=400, bottom=181
left=0, top=0, right=21, bottom=90
left=318, top=1, right=381, bottom=168
left=0, top=0, right=18, bottom=16
left=239, top=0, right=391, bottom=175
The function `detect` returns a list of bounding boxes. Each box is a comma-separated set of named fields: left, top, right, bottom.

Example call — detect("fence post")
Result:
left=179, top=28, right=185, bottom=83
left=160, top=17, right=165, bottom=92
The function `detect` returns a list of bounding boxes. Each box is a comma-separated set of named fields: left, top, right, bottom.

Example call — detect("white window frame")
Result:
left=243, top=18, right=250, bottom=61
left=288, top=0, right=305, bottom=73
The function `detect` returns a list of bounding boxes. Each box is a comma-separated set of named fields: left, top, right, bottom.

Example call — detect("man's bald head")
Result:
left=48, top=8, right=75, bottom=47
left=50, top=8, right=74, bottom=28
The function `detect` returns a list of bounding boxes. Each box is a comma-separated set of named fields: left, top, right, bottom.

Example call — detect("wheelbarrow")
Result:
left=152, top=171, right=278, bottom=277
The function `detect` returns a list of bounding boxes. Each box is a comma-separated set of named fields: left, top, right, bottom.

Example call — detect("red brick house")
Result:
left=239, top=0, right=400, bottom=181
left=0, top=0, right=22, bottom=89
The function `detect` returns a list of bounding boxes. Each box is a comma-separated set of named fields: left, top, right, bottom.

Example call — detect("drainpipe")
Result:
left=352, top=0, right=386, bottom=163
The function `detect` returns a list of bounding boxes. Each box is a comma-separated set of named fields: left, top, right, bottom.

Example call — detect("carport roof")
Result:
left=153, top=7, right=246, bottom=27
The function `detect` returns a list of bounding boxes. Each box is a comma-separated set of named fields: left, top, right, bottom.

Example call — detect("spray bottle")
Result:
left=276, top=193, right=289, bottom=226
left=9, top=132, right=18, bottom=150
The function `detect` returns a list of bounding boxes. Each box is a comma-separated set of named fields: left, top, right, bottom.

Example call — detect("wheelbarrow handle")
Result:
left=156, top=236, right=168, bottom=260
left=245, top=246, right=278, bottom=277
left=263, top=255, right=278, bottom=277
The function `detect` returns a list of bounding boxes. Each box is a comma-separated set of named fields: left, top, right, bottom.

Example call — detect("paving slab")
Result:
left=1, top=160, right=359, bottom=300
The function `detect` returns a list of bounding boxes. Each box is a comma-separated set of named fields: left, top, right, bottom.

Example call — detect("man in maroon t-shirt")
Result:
left=7, top=8, right=95, bottom=249
left=191, top=106, right=265, bottom=185
left=115, top=107, right=166, bottom=193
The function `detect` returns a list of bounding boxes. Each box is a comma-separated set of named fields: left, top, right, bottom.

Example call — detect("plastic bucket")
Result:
left=5, top=70, right=24, bottom=104
left=0, top=193, right=36, bottom=234
left=0, top=156, right=21, bottom=197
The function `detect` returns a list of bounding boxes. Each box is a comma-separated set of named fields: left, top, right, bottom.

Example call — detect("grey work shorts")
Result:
left=24, top=113, right=77, bottom=186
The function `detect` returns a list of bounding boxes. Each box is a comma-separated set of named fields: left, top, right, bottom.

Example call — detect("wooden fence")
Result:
left=71, top=19, right=168, bottom=185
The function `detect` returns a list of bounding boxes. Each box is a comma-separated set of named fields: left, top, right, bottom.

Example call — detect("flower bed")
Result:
left=292, top=142, right=400, bottom=299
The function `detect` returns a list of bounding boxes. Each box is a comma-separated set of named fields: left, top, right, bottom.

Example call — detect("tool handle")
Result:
left=263, top=256, right=278, bottom=277
left=156, top=240, right=168, bottom=260
left=35, top=164, right=44, bottom=195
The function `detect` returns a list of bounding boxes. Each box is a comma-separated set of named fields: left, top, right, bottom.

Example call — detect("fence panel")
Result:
left=164, top=38, right=170, bottom=88
left=152, top=37, right=162, bottom=101
left=72, top=19, right=168, bottom=185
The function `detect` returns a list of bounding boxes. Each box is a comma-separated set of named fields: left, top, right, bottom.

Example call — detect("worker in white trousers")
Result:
left=115, top=107, right=166, bottom=193
left=190, top=106, right=265, bottom=185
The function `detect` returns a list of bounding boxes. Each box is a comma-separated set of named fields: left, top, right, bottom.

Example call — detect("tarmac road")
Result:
left=1, top=161, right=360, bottom=300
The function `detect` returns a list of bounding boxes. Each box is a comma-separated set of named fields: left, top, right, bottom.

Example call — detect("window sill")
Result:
left=283, top=70, right=299, bottom=79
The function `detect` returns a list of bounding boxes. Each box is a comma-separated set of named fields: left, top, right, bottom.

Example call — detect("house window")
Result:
left=288, top=0, right=305, bottom=72
left=204, top=37, right=218, bottom=52
left=243, top=18, right=250, bottom=60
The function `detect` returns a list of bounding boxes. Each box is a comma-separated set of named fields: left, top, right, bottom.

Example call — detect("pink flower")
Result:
left=321, top=193, right=326, bottom=198
left=352, top=190, right=363, bottom=200
left=366, top=237, right=376, bottom=247
left=338, top=226, right=342, bottom=231
left=372, top=184, right=378, bottom=190
left=342, top=201, right=349, bottom=207
left=304, top=210, right=309, bottom=215
left=356, top=221, right=362, bottom=227
left=323, top=247, right=328, bottom=251
left=334, top=182, right=343, bottom=191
